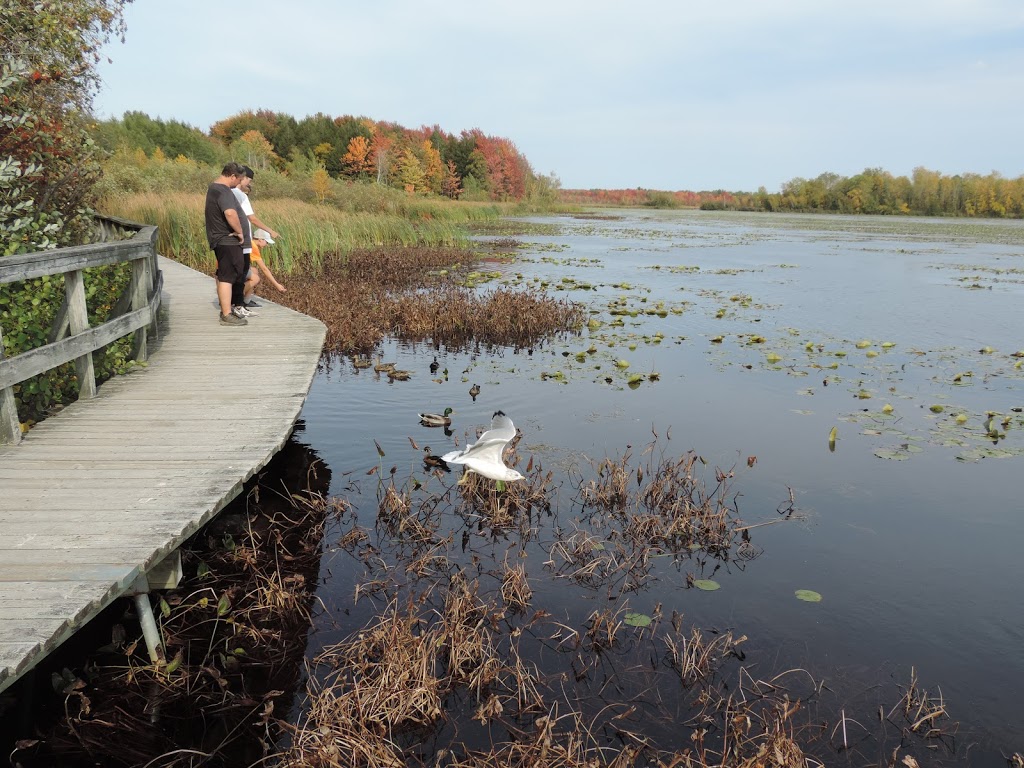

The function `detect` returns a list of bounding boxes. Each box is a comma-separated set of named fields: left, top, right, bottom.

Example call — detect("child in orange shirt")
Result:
left=244, top=229, right=286, bottom=303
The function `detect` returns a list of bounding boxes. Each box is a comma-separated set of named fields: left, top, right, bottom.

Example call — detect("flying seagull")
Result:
left=442, top=410, right=525, bottom=483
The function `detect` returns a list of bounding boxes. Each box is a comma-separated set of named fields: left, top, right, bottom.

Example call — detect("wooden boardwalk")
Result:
left=0, top=257, right=326, bottom=694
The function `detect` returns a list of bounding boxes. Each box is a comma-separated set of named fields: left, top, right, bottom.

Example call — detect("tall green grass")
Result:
left=100, top=193, right=503, bottom=273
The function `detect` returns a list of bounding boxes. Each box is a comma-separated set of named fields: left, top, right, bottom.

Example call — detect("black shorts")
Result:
left=214, top=244, right=244, bottom=284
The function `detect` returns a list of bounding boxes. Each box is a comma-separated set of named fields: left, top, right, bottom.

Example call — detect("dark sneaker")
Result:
left=220, top=312, right=248, bottom=326
left=243, top=299, right=261, bottom=308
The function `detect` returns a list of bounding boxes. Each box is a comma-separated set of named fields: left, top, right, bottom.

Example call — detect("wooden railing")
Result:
left=0, top=216, right=162, bottom=444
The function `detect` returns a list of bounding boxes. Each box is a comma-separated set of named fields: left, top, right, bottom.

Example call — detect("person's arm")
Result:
left=247, top=213, right=279, bottom=239
left=224, top=208, right=244, bottom=240
left=255, top=257, right=286, bottom=292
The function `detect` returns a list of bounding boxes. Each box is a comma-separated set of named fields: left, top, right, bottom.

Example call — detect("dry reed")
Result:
left=273, top=246, right=585, bottom=355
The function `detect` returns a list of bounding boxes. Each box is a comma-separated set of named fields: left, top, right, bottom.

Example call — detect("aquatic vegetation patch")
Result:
left=274, top=246, right=586, bottom=354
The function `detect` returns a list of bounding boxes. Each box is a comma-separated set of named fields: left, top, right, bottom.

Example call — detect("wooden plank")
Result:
left=0, top=549, right=163, bottom=565
left=0, top=564, right=136, bottom=583
left=0, top=620, right=69, bottom=645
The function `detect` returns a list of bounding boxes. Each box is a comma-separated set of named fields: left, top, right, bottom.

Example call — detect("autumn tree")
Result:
left=311, top=166, right=331, bottom=204
left=231, top=129, right=279, bottom=171
left=472, top=134, right=529, bottom=200
left=396, top=148, right=425, bottom=193
left=341, top=135, right=373, bottom=178
left=441, top=160, right=462, bottom=199
left=419, top=139, right=444, bottom=195
left=1, top=0, right=130, bottom=252
left=370, top=133, right=393, bottom=185
left=211, top=109, right=279, bottom=149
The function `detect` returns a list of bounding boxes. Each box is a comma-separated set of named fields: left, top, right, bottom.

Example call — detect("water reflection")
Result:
left=298, top=211, right=1024, bottom=764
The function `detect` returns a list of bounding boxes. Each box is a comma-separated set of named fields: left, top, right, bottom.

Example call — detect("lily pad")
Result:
left=874, top=447, right=910, bottom=460
left=795, top=589, right=823, bottom=602
left=624, top=612, right=653, bottom=627
left=693, top=579, right=721, bottom=591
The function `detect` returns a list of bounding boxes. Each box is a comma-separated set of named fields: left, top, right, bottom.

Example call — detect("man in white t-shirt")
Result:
left=230, top=166, right=280, bottom=315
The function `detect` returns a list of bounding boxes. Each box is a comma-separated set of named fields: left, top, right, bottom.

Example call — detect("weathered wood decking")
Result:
left=0, top=257, right=326, bottom=694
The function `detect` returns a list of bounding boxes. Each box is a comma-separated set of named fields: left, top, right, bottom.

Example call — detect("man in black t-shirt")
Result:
left=204, top=162, right=249, bottom=326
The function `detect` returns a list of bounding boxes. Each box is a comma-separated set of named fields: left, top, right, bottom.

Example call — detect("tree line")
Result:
left=561, top=167, right=1024, bottom=219
left=92, top=110, right=551, bottom=203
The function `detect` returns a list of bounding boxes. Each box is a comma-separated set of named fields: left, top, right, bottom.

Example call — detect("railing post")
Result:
left=146, top=227, right=161, bottom=341
left=65, top=269, right=96, bottom=398
left=130, top=255, right=149, bottom=362
left=0, top=325, right=21, bottom=445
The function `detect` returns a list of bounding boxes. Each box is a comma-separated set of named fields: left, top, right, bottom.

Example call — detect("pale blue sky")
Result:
left=94, top=0, right=1024, bottom=192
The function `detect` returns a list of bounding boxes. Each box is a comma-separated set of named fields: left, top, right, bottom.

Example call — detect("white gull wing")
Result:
left=441, top=439, right=522, bottom=482
left=473, top=412, right=516, bottom=446
left=441, top=411, right=523, bottom=482
left=441, top=438, right=506, bottom=468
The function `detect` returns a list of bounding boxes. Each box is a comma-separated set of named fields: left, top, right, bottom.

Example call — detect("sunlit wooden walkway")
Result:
left=0, top=257, right=325, bottom=694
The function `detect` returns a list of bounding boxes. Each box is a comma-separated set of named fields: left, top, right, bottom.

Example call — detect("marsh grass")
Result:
left=99, top=192, right=498, bottom=273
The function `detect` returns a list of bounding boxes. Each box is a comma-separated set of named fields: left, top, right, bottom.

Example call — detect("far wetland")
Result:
left=8, top=208, right=1023, bottom=767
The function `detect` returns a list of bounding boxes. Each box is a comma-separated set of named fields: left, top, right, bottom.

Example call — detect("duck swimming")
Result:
left=418, top=407, right=453, bottom=427
left=469, top=383, right=481, bottom=400
left=422, top=447, right=450, bottom=471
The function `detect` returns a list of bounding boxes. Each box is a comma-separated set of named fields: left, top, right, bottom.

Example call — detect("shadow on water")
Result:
left=0, top=425, right=333, bottom=767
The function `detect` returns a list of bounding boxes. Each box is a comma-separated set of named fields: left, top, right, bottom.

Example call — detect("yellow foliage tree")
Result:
left=311, top=166, right=331, bottom=204
left=396, top=148, right=425, bottom=193
left=232, top=129, right=279, bottom=171
left=151, top=146, right=166, bottom=164
left=420, top=140, right=444, bottom=195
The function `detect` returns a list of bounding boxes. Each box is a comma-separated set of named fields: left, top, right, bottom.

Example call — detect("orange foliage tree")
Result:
left=341, top=135, right=373, bottom=178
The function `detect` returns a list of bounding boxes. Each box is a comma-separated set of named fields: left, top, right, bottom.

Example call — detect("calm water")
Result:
left=297, top=210, right=1024, bottom=761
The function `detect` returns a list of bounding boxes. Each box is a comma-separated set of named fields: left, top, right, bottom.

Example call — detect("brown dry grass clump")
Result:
left=271, top=247, right=585, bottom=354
